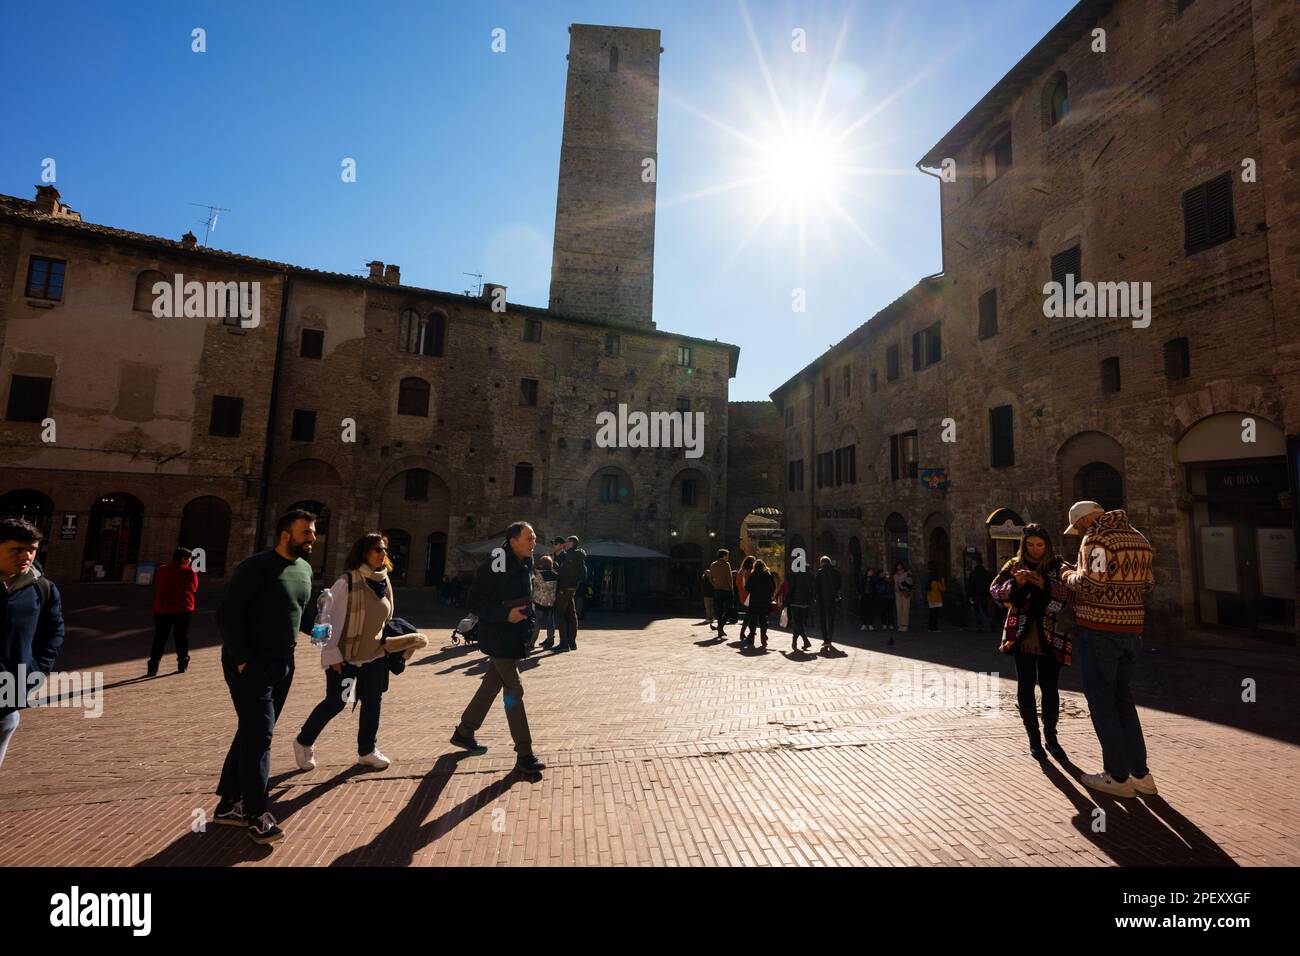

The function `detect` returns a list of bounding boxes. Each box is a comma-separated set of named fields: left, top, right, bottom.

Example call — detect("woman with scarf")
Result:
left=294, top=532, right=396, bottom=771
left=990, top=524, right=1073, bottom=760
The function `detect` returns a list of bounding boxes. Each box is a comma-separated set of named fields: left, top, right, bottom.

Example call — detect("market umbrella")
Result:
left=577, top=539, right=669, bottom=559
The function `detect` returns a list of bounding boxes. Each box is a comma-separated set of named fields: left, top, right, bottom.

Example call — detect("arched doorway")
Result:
left=179, top=496, right=231, bottom=576
left=985, top=507, right=1025, bottom=572
left=1177, top=412, right=1294, bottom=638
left=0, top=489, right=54, bottom=538
left=425, top=532, right=447, bottom=586
left=884, top=513, right=909, bottom=572
left=287, top=499, right=328, bottom=579
left=378, top=464, right=450, bottom=586
left=83, top=493, right=143, bottom=581
left=383, top=528, right=411, bottom=585
left=928, top=527, right=951, bottom=584
left=740, top=507, right=784, bottom=566
left=1075, top=462, right=1125, bottom=512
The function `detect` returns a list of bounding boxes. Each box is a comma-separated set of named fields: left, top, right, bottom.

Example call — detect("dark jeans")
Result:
left=1075, top=626, right=1149, bottom=781
left=927, top=606, right=941, bottom=631
left=876, top=596, right=895, bottom=628
left=533, top=605, right=555, bottom=645
left=298, top=658, right=387, bottom=756
left=149, top=612, right=192, bottom=666
left=818, top=606, right=836, bottom=642
left=457, top=656, right=533, bottom=756
left=0, top=709, right=19, bottom=768
left=714, top=591, right=733, bottom=635
left=555, top=588, right=578, bottom=648
left=742, top=606, right=769, bottom=644
left=788, top=605, right=809, bottom=643
left=860, top=595, right=877, bottom=626
left=218, top=654, right=294, bottom=817
left=1014, top=650, right=1060, bottom=730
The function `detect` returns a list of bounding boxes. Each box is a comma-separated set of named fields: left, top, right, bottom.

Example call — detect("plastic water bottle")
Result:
left=310, top=589, right=333, bottom=646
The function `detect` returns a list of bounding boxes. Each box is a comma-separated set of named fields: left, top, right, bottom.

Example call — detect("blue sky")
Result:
left=0, top=0, right=1076, bottom=399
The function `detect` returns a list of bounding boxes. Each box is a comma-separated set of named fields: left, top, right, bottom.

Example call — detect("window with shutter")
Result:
left=912, top=332, right=922, bottom=371
left=978, top=289, right=998, bottom=339
left=1183, top=173, right=1234, bottom=255
left=886, top=344, right=900, bottom=382
left=1164, top=337, right=1190, bottom=381
left=890, top=434, right=900, bottom=481
left=1051, top=245, right=1082, bottom=289
left=990, top=406, right=1014, bottom=468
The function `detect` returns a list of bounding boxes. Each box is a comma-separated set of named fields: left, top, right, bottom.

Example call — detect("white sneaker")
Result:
left=1081, top=771, right=1136, bottom=797
left=868, top=625, right=875, bottom=631
left=1130, top=772, right=1158, bottom=795
left=293, top=738, right=315, bottom=771
left=358, top=749, right=390, bottom=769
left=860, top=625, right=867, bottom=631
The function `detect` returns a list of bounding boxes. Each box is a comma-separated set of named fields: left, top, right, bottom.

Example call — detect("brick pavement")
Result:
left=1, top=592, right=1297, bottom=866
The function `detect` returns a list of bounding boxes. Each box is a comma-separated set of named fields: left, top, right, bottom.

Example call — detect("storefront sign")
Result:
left=920, top=468, right=950, bottom=491
left=816, top=508, right=862, bottom=520
left=1256, top=529, right=1294, bottom=600
left=1199, top=526, right=1239, bottom=593
left=988, top=519, right=1025, bottom=540
left=60, top=514, right=78, bottom=539
left=134, top=562, right=157, bottom=587
left=1205, top=464, right=1287, bottom=496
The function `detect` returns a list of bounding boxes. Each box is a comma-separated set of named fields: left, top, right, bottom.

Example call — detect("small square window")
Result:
left=300, top=329, right=324, bottom=358
left=1164, top=337, right=1191, bottom=381
left=886, top=344, right=900, bottom=382
left=681, top=479, right=697, bottom=506
left=290, top=409, right=317, bottom=441
left=978, top=289, right=998, bottom=339
left=25, top=256, right=66, bottom=301
left=405, top=470, right=429, bottom=501
left=1101, top=357, right=1121, bottom=393
left=605, top=334, right=621, bottom=357
left=521, top=378, right=539, bottom=406
left=513, top=464, right=534, bottom=497
left=677, top=345, right=693, bottom=367
left=209, top=396, right=243, bottom=437
left=602, top=389, right=618, bottom=409
left=523, top=318, right=543, bottom=342
left=676, top=396, right=691, bottom=413
left=5, top=375, right=52, bottom=423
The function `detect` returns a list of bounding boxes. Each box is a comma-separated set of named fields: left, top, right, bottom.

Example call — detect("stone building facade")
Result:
left=0, top=24, right=758, bottom=595
left=774, top=0, right=1300, bottom=645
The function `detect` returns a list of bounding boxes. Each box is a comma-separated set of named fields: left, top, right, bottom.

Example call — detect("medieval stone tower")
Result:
left=549, top=24, right=662, bottom=329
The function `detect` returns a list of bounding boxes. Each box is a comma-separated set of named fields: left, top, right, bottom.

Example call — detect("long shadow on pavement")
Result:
left=1036, top=753, right=1236, bottom=866
left=328, top=754, right=523, bottom=866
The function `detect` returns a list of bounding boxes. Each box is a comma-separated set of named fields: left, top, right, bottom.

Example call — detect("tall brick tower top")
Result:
left=549, top=24, right=662, bottom=329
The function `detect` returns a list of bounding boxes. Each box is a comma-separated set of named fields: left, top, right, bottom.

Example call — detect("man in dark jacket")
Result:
left=784, top=565, right=813, bottom=652
left=814, top=556, right=842, bottom=653
left=451, top=521, right=546, bottom=774
left=213, top=509, right=315, bottom=846
left=554, top=537, right=586, bottom=651
left=0, top=518, right=65, bottom=769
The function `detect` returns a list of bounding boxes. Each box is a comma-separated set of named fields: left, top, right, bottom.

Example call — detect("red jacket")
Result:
left=153, top=562, right=198, bottom=613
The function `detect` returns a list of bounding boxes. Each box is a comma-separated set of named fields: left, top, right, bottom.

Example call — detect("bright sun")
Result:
left=758, top=132, right=840, bottom=204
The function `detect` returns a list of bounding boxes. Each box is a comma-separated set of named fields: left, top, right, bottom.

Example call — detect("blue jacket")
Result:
left=1, top=570, right=66, bottom=712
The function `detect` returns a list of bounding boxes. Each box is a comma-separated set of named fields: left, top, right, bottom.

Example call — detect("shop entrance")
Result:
left=1187, top=460, right=1294, bottom=638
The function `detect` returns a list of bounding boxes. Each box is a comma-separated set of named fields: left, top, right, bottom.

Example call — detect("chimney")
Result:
left=33, top=184, right=81, bottom=221
left=367, top=260, right=384, bottom=281
left=34, top=185, right=60, bottom=214
left=181, top=231, right=198, bottom=249
left=482, top=282, right=507, bottom=304
left=383, top=263, right=401, bottom=286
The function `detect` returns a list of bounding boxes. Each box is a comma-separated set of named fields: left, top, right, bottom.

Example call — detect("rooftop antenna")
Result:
left=462, top=271, right=484, bottom=297
left=189, top=202, right=231, bottom=246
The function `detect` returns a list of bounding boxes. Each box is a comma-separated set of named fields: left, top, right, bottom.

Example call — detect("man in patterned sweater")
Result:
left=1061, top=501, right=1156, bottom=798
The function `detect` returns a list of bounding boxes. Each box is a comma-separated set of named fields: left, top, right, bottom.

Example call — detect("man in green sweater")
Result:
left=212, top=509, right=316, bottom=845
